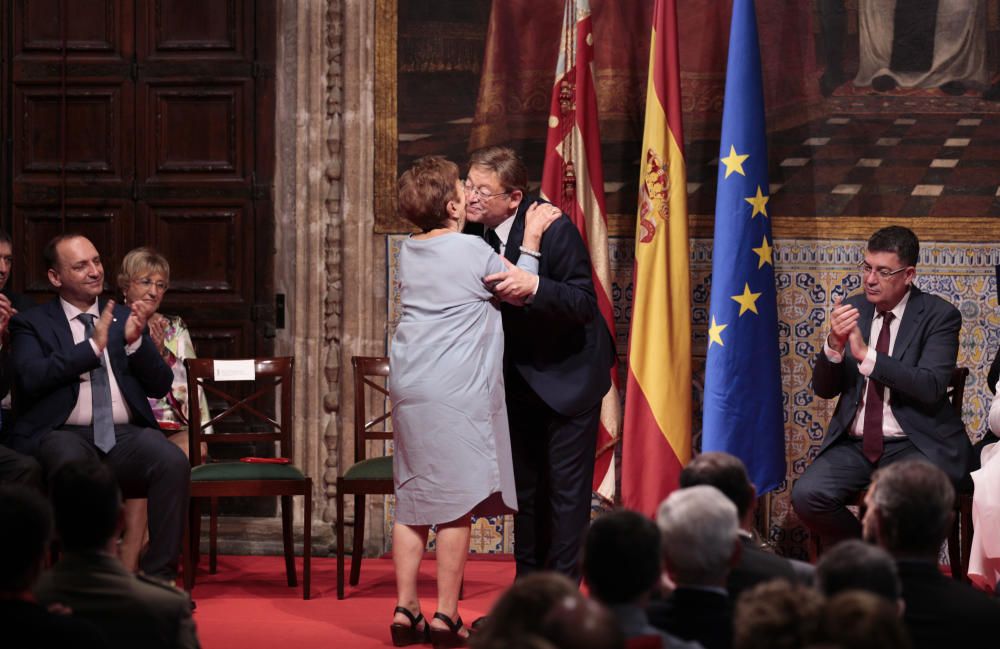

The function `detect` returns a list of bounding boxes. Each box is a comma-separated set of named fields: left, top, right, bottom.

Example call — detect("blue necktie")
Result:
left=78, top=313, right=116, bottom=453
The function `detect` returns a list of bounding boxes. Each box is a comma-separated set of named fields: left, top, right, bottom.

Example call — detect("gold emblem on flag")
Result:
left=638, top=148, right=670, bottom=243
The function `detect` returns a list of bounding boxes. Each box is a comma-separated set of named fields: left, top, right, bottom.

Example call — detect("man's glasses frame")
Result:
left=464, top=182, right=511, bottom=203
left=857, top=260, right=908, bottom=281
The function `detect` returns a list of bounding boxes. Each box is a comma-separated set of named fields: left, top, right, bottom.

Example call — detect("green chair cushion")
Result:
left=342, top=455, right=393, bottom=481
left=191, top=462, right=306, bottom=482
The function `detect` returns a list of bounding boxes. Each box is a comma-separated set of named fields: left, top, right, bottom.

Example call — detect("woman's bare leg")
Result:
left=430, top=516, right=471, bottom=637
left=393, top=521, right=430, bottom=627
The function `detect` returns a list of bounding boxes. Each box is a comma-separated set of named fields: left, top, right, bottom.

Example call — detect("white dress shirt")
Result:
left=824, top=288, right=912, bottom=440
left=61, top=299, right=138, bottom=426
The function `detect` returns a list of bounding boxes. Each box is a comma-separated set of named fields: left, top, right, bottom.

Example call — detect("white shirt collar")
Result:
left=60, top=297, right=100, bottom=322
left=882, top=286, right=911, bottom=320
left=492, top=213, right=517, bottom=245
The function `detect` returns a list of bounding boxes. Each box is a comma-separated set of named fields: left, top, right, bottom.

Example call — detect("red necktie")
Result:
left=862, top=311, right=894, bottom=463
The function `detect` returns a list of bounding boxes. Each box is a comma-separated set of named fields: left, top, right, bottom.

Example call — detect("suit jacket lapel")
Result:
left=891, top=286, right=924, bottom=360
left=46, top=298, right=76, bottom=352
left=505, top=201, right=528, bottom=264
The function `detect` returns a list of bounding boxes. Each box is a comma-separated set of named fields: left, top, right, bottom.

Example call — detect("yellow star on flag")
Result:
left=708, top=315, right=727, bottom=348
left=720, top=145, right=749, bottom=179
left=731, top=283, right=762, bottom=316
left=752, top=235, right=774, bottom=268
left=744, top=185, right=769, bottom=218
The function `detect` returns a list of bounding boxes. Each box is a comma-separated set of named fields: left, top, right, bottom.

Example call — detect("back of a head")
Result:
left=471, top=572, right=578, bottom=649
left=816, top=539, right=901, bottom=601
left=734, top=579, right=825, bottom=649
left=0, top=485, right=52, bottom=593
left=541, top=594, right=625, bottom=649
left=396, top=155, right=460, bottom=231
left=50, top=460, right=122, bottom=552
left=819, top=591, right=911, bottom=649
left=583, top=508, right=661, bottom=605
left=679, top=452, right=755, bottom=520
left=656, top=485, right=739, bottom=586
left=870, top=460, right=954, bottom=558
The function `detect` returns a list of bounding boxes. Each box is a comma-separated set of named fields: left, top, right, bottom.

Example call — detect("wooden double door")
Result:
left=1, top=0, right=277, bottom=360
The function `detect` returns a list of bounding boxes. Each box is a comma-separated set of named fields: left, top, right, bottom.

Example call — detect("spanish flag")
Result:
left=540, top=0, right=620, bottom=500
left=621, top=0, right=691, bottom=517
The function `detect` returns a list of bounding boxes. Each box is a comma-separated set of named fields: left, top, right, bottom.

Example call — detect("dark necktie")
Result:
left=78, top=313, right=116, bottom=453
left=861, top=311, right=894, bottom=463
left=485, top=229, right=501, bottom=254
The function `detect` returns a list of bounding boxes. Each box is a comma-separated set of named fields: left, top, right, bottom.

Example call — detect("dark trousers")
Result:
left=36, top=424, right=190, bottom=580
left=0, top=443, right=42, bottom=489
left=791, top=436, right=926, bottom=547
left=506, top=369, right=599, bottom=582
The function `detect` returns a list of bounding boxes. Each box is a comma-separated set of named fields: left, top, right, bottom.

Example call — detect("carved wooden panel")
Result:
left=141, top=0, right=247, bottom=61
left=15, top=0, right=127, bottom=57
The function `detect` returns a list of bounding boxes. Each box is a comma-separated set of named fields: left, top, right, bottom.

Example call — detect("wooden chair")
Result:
left=336, top=356, right=394, bottom=599
left=181, top=357, right=312, bottom=599
left=808, top=367, right=971, bottom=578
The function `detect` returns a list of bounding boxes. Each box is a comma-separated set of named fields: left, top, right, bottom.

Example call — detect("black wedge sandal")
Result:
left=390, top=606, right=429, bottom=646
left=429, top=612, right=468, bottom=649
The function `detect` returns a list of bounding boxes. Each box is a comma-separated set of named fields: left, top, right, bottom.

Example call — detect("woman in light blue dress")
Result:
left=389, top=156, right=559, bottom=647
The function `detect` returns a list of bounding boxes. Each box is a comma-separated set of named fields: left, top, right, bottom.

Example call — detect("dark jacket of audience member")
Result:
left=648, top=486, right=740, bottom=649
left=679, top=452, right=814, bottom=599
left=0, top=484, right=107, bottom=649
left=33, top=461, right=200, bottom=649
left=583, top=509, right=703, bottom=649
left=866, top=460, right=1000, bottom=649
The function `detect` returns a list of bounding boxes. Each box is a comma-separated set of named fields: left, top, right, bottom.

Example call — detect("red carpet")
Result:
left=192, top=555, right=514, bottom=649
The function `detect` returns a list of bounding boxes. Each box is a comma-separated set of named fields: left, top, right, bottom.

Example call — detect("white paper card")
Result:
left=213, top=360, right=256, bottom=382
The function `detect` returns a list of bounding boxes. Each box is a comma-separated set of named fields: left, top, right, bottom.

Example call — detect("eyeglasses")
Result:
left=857, top=261, right=908, bottom=280
left=464, top=182, right=511, bottom=202
left=133, top=277, right=168, bottom=291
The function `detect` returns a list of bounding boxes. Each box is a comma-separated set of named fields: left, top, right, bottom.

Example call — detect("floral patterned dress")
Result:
left=149, top=314, right=213, bottom=434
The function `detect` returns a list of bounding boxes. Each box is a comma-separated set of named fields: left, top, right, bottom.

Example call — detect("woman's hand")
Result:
left=149, top=313, right=169, bottom=356
left=521, top=203, right=563, bottom=251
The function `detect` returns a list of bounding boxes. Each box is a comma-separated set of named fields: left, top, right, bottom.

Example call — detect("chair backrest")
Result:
left=948, top=366, right=969, bottom=418
left=185, top=357, right=295, bottom=467
left=351, top=356, right=392, bottom=464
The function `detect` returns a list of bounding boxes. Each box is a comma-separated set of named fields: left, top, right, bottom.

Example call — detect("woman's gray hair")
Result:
left=656, top=485, right=739, bottom=585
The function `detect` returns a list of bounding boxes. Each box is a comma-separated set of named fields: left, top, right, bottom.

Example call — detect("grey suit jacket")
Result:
left=811, top=286, right=971, bottom=481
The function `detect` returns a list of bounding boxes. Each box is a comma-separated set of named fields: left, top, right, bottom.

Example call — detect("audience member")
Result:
left=541, top=593, right=625, bottom=649
left=8, top=233, right=189, bottom=580
left=648, top=485, right=740, bottom=649
left=793, top=226, right=970, bottom=550
left=862, top=459, right=1000, bottom=649
left=470, top=572, right=577, bottom=649
left=817, top=591, right=911, bottom=649
left=732, top=580, right=824, bottom=649
left=815, top=539, right=902, bottom=606
left=116, top=247, right=212, bottom=572
left=680, top=452, right=813, bottom=597
left=583, top=509, right=702, bottom=648
left=0, top=228, right=43, bottom=488
left=0, top=484, right=106, bottom=649
left=33, top=460, right=200, bottom=649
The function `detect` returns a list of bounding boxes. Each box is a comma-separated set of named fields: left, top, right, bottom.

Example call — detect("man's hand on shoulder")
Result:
left=91, top=300, right=116, bottom=352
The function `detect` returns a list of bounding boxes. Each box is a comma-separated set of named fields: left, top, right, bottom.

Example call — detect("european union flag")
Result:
left=703, top=0, right=785, bottom=494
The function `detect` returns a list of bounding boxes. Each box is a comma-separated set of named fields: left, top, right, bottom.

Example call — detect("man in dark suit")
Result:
left=35, top=460, right=200, bottom=649
left=792, top=225, right=971, bottom=549
left=0, top=228, right=45, bottom=488
left=8, top=233, right=189, bottom=580
left=0, top=484, right=107, bottom=649
left=862, top=459, right=1000, bottom=649
left=680, top=452, right=813, bottom=598
left=648, top=485, right=740, bottom=649
left=464, top=145, right=615, bottom=580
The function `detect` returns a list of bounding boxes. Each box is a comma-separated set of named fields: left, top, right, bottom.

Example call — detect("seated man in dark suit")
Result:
left=8, top=233, right=189, bottom=580
left=862, top=459, right=1000, bottom=649
left=34, top=460, right=200, bottom=649
left=792, top=225, right=971, bottom=549
left=680, top=452, right=813, bottom=598
left=648, top=485, right=740, bottom=649
left=0, top=484, right=107, bottom=649
left=583, top=509, right=701, bottom=649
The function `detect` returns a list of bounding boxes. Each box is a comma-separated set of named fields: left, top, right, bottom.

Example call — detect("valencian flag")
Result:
left=703, top=0, right=785, bottom=494
left=540, top=0, right=621, bottom=500
left=621, top=0, right=692, bottom=517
